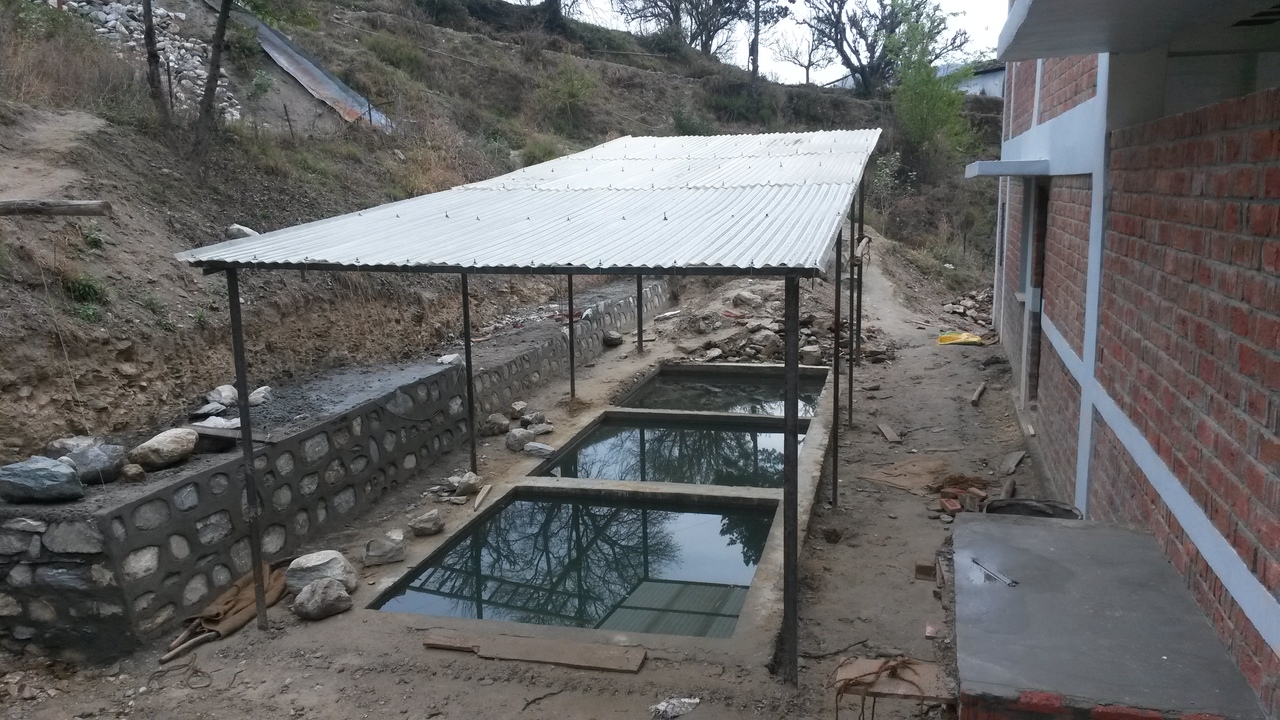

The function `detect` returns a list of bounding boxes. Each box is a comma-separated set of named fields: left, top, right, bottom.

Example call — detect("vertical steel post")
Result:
left=832, top=231, right=842, bottom=506
left=567, top=274, right=576, bottom=400
left=636, top=274, right=644, bottom=354
left=781, top=274, right=800, bottom=685
left=848, top=198, right=857, bottom=424
left=856, top=179, right=866, bottom=372
left=225, top=269, right=269, bottom=632
left=461, top=274, right=477, bottom=474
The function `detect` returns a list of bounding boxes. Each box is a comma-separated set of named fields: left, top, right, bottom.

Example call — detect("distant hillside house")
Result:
left=825, top=63, right=1005, bottom=97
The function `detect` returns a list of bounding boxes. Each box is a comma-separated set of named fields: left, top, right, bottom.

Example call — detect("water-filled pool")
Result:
left=374, top=494, right=773, bottom=638
left=539, top=418, right=804, bottom=488
left=623, top=369, right=825, bottom=417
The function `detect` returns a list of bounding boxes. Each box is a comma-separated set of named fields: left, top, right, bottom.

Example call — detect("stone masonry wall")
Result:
left=0, top=279, right=669, bottom=660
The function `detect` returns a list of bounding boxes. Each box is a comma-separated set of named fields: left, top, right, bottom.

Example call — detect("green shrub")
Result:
left=521, top=136, right=562, bottom=166
left=224, top=18, right=261, bottom=72
left=249, top=69, right=273, bottom=98
left=640, top=26, right=688, bottom=57
left=671, top=104, right=713, bottom=135
left=80, top=223, right=105, bottom=250
left=70, top=303, right=101, bottom=322
left=535, top=60, right=597, bottom=133
left=367, top=35, right=426, bottom=76
left=61, top=273, right=106, bottom=304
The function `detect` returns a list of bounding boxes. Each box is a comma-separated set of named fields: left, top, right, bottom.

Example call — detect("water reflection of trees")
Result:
left=407, top=499, right=681, bottom=627
left=556, top=425, right=788, bottom=488
left=632, top=380, right=824, bottom=417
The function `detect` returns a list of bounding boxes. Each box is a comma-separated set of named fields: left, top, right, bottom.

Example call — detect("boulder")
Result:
left=519, top=411, right=546, bottom=428
left=285, top=550, right=358, bottom=594
left=450, top=472, right=483, bottom=496
left=119, top=464, right=146, bottom=483
left=799, top=345, right=823, bottom=365
left=732, top=290, right=763, bottom=308
left=206, top=385, right=237, bottom=406
left=223, top=224, right=258, bottom=240
left=45, top=436, right=100, bottom=458
left=291, top=578, right=352, bottom=621
left=506, top=428, right=536, bottom=452
left=62, top=444, right=127, bottom=484
left=478, top=414, right=510, bottom=437
left=362, top=529, right=406, bottom=567
left=247, top=386, right=272, bottom=406
left=704, top=348, right=724, bottom=361
left=603, top=330, right=624, bottom=347
left=408, top=509, right=445, bottom=536
left=524, top=442, right=555, bottom=458
left=508, top=401, right=528, bottom=420
left=750, top=329, right=782, bottom=359
left=0, top=457, right=84, bottom=503
left=528, top=423, right=555, bottom=436
left=190, top=402, right=226, bottom=419
left=437, top=354, right=462, bottom=366
left=128, top=429, right=199, bottom=470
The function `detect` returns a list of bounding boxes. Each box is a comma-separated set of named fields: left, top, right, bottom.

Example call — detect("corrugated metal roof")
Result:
left=176, top=129, right=881, bottom=276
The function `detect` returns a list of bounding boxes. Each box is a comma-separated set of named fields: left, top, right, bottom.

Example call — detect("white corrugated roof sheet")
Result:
left=176, top=129, right=880, bottom=276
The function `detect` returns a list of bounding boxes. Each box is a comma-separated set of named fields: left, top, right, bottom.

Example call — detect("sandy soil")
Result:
left=0, top=234, right=1041, bottom=720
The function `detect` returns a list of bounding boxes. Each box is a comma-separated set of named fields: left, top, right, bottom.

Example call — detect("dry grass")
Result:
left=0, top=0, right=149, bottom=122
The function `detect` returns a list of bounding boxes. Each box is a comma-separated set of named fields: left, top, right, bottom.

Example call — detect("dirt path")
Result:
left=0, top=108, right=103, bottom=200
left=0, top=235, right=1041, bottom=720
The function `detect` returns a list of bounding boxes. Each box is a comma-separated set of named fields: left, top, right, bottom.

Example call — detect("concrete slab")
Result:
left=954, top=514, right=1263, bottom=719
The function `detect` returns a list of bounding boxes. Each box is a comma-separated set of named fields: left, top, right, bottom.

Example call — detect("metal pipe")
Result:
left=848, top=197, right=856, bottom=424
left=856, top=262, right=864, bottom=369
left=781, top=275, right=800, bottom=685
left=225, top=269, right=269, bottom=632
left=636, top=274, right=644, bottom=354
left=832, top=231, right=842, bottom=506
left=567, top=274, right=576, bottom=400
left=461, top=274, right=477, bottom=473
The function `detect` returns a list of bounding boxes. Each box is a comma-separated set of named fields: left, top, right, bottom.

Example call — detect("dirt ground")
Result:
left=0, top=233, right=1043, bottom=720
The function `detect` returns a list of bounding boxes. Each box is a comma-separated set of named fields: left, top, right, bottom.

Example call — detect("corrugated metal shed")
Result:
left=176, top=129, right=880, bottom=276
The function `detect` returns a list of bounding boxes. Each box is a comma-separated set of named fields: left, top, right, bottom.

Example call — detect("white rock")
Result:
left=127, top=428, right=198, bottom=471
left=437, top=354, right=462, bottom=365
left=223, top=224, right=258, bottom=240
left=247, top=386, right=272, bottom=406
left=361, top=529, right=405, bottom=567
left=524, top=442, right=555, bottom=458
left=506, top=428, right=535, bottom=452
left=206, top=384, right=237, bottom=405
left=450, top=472, right=482, bottom=496
left=291, top=577, right=352, bottom=620
left=408, top=509, right=444, bottom=536
left=285, top=551, right=357, bottom=594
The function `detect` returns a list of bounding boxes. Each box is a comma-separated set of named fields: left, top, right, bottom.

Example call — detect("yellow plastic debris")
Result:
left=938, top=332, right=984, bottom=346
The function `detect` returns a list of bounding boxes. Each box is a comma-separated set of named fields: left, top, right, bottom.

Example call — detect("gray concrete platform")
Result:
left=954, top=514, right=1263, bottom=718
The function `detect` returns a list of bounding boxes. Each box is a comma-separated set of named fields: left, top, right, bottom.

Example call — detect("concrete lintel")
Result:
left=965, top=160, right=1051, bottom=179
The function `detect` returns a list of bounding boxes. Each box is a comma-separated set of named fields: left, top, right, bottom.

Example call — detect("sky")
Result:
left=575, top=0, right=1008, bottom=86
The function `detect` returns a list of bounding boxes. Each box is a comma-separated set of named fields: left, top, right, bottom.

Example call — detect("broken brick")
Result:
left=941, top=498, right=963, bottom=515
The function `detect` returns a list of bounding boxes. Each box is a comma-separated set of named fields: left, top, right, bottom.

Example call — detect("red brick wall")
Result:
left=1009, top=61, right=1037, bottom=139
left=1089, top=415, right=1280, bottom=717
left=1001, top=180, right=1026, bottom=378
left=1038, top=55, right=1098, bottom=124
left=1036, top=342, right=1081, bottom=504
left=1043, top=176, right=1092, bottom=356
left=1100, top=86, right=1280, bottom=715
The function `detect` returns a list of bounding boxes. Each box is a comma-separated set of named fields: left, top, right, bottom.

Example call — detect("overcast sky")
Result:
left=576, top=0, right=1008, bottom=86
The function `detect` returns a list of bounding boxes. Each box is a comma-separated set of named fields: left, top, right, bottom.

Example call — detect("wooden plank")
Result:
left=473, top=484, right=492, bottom=511
left=999, top=450, right=1026, bottom=476
left=833, top=657, right=952, bottom=703
left=0, top=199, right=112, bottom=216
left=970, top=381, right=987, bottom=406
left=423, top=634, right=646, bottom=673
left=877, top=424, right=902, bottom=443
left=184, top=424, right=274, bottom=444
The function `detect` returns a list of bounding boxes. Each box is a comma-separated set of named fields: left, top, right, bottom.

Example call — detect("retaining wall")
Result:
left=0, top=279, right=669, bottom=660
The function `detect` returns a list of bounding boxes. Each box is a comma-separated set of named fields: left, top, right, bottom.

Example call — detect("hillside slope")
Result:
left=0, top=0, right=898, bottom=461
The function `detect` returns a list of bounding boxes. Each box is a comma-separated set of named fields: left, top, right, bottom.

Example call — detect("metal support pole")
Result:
left=567, top=274, right=576, bottom=400
left=831, top=231, right=842, bottom=506
left=636, top=274, right=644, bottom=354
left=781, top=275, right=800, bottom=685
left=225, top=269, right=269, bottom=632
left=848, top=197, right=857, bottom=425
left=856, top=180, right=866, bottom=369
left=461, top=274, right=478, bottom=473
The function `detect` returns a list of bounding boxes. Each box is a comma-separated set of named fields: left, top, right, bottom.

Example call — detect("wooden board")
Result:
left=184, top=425, right=275, bottom=444
left=423, top=634, right=646, bottom=673
left=833, top=657, right=952, bottom=704
left=878, top=424, right=902, bottom=443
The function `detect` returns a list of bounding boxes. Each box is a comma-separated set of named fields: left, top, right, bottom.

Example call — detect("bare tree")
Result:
left=803, top=0, right=967, bottom=97
left=747, top=0, right=790, bottom=94
left=193, top=0, right=234, bottom=157
left=141, top=0, right=169, bottom=124
left=686, top=0, right=748, bottom=55
left=615, top=0, right=684, bottom=33
left=770, top=26, right=833, bottom=84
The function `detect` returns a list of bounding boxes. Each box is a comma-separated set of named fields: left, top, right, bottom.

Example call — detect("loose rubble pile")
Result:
left=667, top=288, right=848, bottom=366
left=483, top=401, right=557, bottom=457
left=25, top=0, right=242, bottom=120
left=0, top=382, right=273, bottom=504
left=941, top=288, right=994, bottom=328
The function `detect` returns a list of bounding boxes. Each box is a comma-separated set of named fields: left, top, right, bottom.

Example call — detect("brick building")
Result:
left=967, top=1, right=1279, bottom=715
